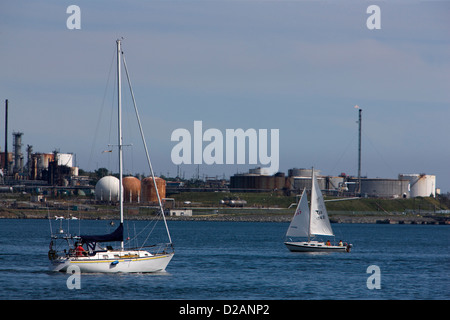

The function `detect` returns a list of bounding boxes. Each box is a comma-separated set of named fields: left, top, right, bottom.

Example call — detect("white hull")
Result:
left=284, top=241, right=351, bottom=253
left=51, top=250, right=174, bottom=273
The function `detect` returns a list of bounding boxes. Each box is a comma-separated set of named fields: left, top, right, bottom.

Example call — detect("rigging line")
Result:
left=104, top=62, right=118, bottom=174
left=122, top=85, right=135, bottom=176
left=362, top=129, right=397, bottom=178
left=328, top=134, right=356, bottom=175
left=125, top=217, right=160, bottom=247
left=121, top=51, right=172, bottom=244
left=121, top=205, right=158, bottom=248
left=136, top=217, right=161, bottom=249
left=87, top=46, right=116, bottom=171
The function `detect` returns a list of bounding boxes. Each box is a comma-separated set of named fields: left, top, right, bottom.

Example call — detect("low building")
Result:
left=166, top=209, right=192, bottom=217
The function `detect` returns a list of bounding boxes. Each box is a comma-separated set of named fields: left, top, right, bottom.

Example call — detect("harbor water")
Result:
left=0, top=218, right=448, bottom=300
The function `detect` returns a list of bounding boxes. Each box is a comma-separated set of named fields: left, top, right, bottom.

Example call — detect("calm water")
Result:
left=0, top=218, right=448, bottom=300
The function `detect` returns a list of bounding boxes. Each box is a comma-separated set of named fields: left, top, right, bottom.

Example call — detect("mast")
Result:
left=117, top=39, right=124, bottom=250
left=308, top=167, right=314, bottom=242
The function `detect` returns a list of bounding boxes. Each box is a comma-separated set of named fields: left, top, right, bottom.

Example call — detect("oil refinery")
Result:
left=0, top=99, right=441, bottom=200
left=230, top=168, right=437, bottom=199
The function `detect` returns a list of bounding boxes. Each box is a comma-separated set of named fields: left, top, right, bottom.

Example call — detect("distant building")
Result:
left=230, top=167, right=438, bottom=198
left=166, top=209, right=192, bottom=217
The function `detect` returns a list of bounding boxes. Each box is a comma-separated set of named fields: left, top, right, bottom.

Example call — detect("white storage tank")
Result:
left=57, top=153, right=73, bottom=167
left=95, top=176, right=120, bottom=201
left=399, top=174, right=436, bottom=197
left=288, top=168, right=321, bottom=177
left=249, top=167, right=271, bottom=175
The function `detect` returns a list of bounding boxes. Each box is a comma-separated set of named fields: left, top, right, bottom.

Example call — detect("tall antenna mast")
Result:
left=355, top=105, right=362, bottom=194
left=4, top=99, right=8, bottom=174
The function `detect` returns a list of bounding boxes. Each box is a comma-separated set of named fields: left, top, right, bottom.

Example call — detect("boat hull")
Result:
left=51, top=252, right=174, bottom=273
left=284, top=241, right=351, bottom=253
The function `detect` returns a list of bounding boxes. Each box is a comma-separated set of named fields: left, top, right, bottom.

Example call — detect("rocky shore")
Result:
left=0, top=208, right=448, bottom=225
left=165, top=213, right=449, bottom=224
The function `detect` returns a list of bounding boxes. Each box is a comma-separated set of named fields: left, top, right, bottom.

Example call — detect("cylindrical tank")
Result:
left=293, top=177, right=326, bottom=191
left=141, top=177, right=166, bottom=203
left=70, top=167, right=79, bottom=177
left=399, top=174, right=436, bottom=197
left=95, top=176, right=120, bottom=201
left=288, top=168, right=321, bottom=177
left=249, top=167, right=271, bottom=175
left=57, top=153, right=73, bottom=167
left=326, top=176, right=345, bottom=190
left=123, top=176, right=141, bottom=203
left=347, top=178, right=409, bottom=198
left=38, top=153, right=54, bottom=170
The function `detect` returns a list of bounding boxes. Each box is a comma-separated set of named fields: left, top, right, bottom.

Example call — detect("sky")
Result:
left=1, top=1, right=449, bottom=192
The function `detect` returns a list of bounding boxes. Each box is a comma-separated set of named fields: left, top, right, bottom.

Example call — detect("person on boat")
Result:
left=75, top=242, right=86, bottom=257
left=326, top=240, right=331, bottom=246
left=339, top=240, right=343, bottom=246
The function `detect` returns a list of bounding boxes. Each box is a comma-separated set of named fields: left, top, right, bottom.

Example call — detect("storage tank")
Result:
left=249, top=167, right=271, bottom=175
left=95, top=176, right=120, bottom=201
left=288, top=168, right=321, bottom=177
left=347, top=178, right=409, bottom=198
left=293, top=176, right=326, bottom=191
left=399, top=174, right=436, bottom=197
left=37, top=153, right=54, bottom=170
left=123, top=176, right=141, bottom=203
left=57, top=153, right=73, bottom=167
left=326, top=176, right=345, bottom=191
left=70, top=167, right=79, bottom=177
left=141, top=177, right=166, bottom=203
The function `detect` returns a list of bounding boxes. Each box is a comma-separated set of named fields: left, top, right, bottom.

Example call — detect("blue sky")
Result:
left=1, top=1, right=449, bottom=192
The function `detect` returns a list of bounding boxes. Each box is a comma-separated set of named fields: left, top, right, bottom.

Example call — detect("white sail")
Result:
left=285, top=169, right=352, bottom=253
left=309, top=171, right=334, bottom=236
left=286, top=188, right=310, bottom=238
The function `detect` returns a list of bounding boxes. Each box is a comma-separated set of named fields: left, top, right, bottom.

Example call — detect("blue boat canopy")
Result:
left=80, top=223, right=123, bottom=243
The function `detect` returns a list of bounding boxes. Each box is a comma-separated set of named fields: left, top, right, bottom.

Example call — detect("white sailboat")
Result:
left=48, top=39, right=174, bottom=273
left=284, top=170, right=352, bottom=253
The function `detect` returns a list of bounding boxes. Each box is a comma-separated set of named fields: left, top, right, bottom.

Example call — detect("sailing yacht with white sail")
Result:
left=284, top=170, right=352, bottom=253
left=48, top=39, right=174, bottom=273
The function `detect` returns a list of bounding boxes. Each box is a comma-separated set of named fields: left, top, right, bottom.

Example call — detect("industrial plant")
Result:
left=0, top=127, right=169, bottom=205
left=0, top=100, right=441, bottom=202
left=229, top=167, right=437, bottom=199
left=228, top=107, right=438, bottom=198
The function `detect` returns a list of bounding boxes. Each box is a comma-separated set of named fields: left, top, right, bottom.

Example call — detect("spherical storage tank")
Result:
left=95, top=176, right=120, bottom=201
left=123, top=176, right=141, bottom=203
left=141, top=177, right=166, bottom=203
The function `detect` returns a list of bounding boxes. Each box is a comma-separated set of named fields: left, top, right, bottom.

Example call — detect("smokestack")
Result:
left=13, top=132, right=24, bottom=173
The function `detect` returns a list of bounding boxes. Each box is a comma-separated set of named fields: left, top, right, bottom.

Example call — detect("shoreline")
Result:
left=0, top=209, right=448, bottom=225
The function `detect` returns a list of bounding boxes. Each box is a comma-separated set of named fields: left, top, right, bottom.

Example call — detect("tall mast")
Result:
left=357, top=107, right=362, bottom=194
left=117, top=39, right=124, bottom=250
left=308, top=167, right=314, bottom=242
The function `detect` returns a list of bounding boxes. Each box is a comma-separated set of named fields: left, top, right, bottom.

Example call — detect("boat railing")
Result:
left=130, top=243, right=174, bottom=256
